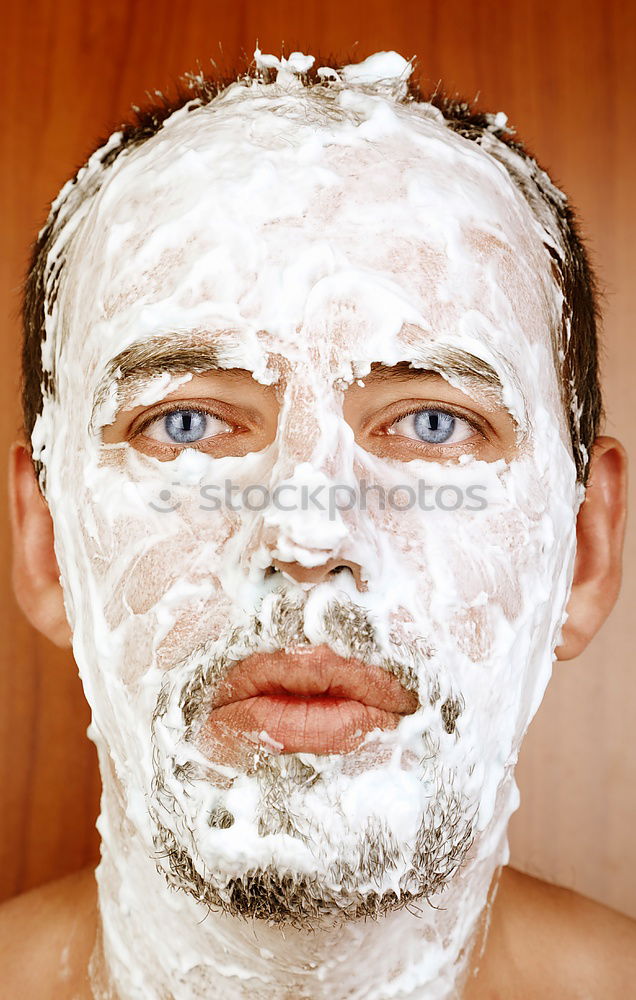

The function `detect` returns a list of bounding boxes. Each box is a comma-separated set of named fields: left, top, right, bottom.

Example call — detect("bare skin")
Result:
left=0, top=864, right=634, bottom=999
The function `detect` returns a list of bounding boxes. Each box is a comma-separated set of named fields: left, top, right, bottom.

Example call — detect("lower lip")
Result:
left=204, top=695, right=402, bottom=755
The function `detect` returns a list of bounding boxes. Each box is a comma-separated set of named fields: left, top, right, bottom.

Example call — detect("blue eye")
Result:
left=142, top=408, right=232, bottom=445
left=164, top=410, right=208, bottom=443
left=413, top=410, right=455, bottom=443
left=389, top=408, right=473, bottom=445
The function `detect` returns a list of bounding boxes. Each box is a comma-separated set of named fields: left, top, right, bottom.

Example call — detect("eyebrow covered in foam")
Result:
left=362, top=352, right=501, bottom=393
left=356, top=346, right=526, bottom=433
left=91, top=332, right=257, bottom=431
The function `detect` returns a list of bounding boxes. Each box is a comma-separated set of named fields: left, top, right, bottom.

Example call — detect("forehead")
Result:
left=55, top=92, right=562, bottom=407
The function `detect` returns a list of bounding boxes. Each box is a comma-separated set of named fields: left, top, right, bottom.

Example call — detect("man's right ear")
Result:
left=9, top=442, right=72, bottom=648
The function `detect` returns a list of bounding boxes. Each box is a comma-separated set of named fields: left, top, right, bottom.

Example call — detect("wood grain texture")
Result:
left=2, top=0, right=634, bottom=915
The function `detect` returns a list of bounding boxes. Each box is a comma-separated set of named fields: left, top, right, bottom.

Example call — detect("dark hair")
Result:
left=21, top=57, right=602, bottom=484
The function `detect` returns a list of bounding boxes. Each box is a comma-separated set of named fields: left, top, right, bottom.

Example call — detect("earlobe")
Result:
left=556, top=436, right=628, bottom=661
left=8, top=442, right=72, bottom=648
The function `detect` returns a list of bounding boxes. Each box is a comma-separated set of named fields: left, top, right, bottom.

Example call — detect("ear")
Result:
left=556, top=436, right=627, bottom=660
left=8, top=442, right=72, bottom=648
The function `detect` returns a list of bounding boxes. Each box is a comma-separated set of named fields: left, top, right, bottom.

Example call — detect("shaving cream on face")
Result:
left=33, top=51, right=582, bottom=999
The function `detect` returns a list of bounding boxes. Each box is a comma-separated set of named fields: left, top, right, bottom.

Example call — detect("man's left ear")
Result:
left=8, top=441, right=72, bottom=648
left=556, top=435, right=628, bottom=660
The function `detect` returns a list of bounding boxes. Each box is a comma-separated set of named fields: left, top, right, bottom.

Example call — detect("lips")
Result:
left=201, top=644, right=418, bottom=755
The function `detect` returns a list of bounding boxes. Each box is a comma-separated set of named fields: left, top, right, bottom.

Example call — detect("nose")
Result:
left=268, top=557, right=367, bottom=592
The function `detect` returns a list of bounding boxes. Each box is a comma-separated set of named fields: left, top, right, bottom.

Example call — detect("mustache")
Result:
left=152, top=590, right=447, bottom=737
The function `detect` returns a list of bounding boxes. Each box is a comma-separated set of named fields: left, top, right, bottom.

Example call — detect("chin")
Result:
left=148, top=738, right=479, bottom=927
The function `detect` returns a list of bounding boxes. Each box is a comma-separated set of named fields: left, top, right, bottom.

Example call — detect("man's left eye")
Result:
left=142, top=408, right=232, bottom=445
left=388, top=409, right=475, bottom=445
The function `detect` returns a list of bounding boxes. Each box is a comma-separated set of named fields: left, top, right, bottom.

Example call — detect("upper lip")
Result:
left=210, top=644, right=418, bottom=715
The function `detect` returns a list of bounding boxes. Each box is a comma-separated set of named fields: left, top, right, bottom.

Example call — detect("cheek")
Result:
left=72, top=450, right=247, bottom=685
left=449, top=605, right=494, bottom=662
left=103, top=540, right=196, bottom=625
left=88, top=524, right=241, bottom=686
left=152, top=603, right=230, bottom=674
left=442, top=507, right=543, bottom=619
left=355, top=457, right=557, bottom=670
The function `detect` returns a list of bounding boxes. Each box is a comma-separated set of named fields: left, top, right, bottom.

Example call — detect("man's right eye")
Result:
left=140, top=407, right=233, bottom=445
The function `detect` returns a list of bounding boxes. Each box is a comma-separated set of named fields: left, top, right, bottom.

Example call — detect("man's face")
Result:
left=38, top=92, right=580, bottom=921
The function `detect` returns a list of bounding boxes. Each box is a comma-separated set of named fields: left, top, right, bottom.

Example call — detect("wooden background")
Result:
left=2, top=0, right=634, bottom=917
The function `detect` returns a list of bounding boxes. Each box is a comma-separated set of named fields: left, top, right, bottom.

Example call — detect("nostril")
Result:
left=266, top=559, right=366, bottom=592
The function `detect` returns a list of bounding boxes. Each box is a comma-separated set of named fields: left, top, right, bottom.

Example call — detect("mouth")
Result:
left=200, top=644, right=418, bottom=755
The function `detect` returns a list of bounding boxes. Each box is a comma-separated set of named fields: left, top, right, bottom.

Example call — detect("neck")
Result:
left=90, top=767, right=514, bottom=1000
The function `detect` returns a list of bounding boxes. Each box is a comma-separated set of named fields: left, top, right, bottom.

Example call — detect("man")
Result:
left=2, top=48, right=634, bottom=998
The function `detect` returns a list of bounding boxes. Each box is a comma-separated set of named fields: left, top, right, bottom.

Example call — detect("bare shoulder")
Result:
left=0, top=866, right=98, bottom=998
left=502, top=866, right=636, bottom=972
left=468, top=866, right=636, bottom=999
